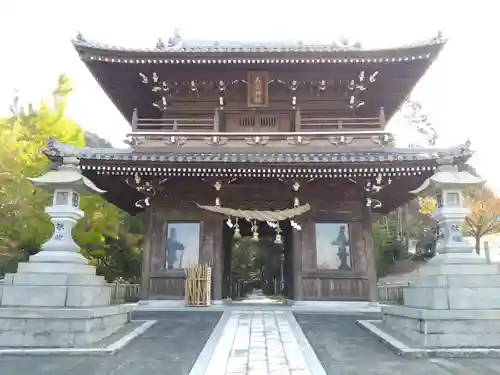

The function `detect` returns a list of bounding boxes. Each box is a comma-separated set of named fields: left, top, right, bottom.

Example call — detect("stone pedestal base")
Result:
left=0, top=305, right=134, bottom=347
left=0, top=260, right=134, bottom=347
left=382, top=305, right=500, bottom=348
left=380, top=261, right=500, bottom=348
left=1, top=263, right=111, bottom=308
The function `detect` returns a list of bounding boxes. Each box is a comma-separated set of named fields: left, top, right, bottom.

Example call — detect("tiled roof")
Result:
left=45, top=141, right=473, bottom=165
left=72, top=32, right=446, bottom=55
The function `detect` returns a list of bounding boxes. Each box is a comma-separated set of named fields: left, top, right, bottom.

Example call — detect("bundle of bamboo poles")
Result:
left=185, top=263, right=211, bottom=307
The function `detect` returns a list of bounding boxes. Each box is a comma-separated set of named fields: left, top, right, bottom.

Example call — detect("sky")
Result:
left=0, top=1, right=498, bottom=189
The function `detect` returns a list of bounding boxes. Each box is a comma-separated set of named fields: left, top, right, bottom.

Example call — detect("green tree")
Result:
left=83, top=214, right=144, bottom=283
left=0, top=75, right=84, bottom=266
left=0, top=75, right=143, bottom=282
left=373, top=214, right=405, bottom=277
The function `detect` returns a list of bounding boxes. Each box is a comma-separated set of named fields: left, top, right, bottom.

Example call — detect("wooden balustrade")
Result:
left=129, top=108, right=392, bottom=148
left=135, top=117, right=216, bottom=132
left=299, top=116, right=381, bottom=131
left=134, top=116, right=382, bottom=132
left=132, top=108, right=218, bottom=132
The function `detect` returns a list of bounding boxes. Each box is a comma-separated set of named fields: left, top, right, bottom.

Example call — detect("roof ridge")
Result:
left=72, top=31, right=447, bottom=54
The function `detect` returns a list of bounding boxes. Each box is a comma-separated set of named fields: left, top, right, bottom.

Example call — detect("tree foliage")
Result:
left=373, top=214, right=404, bottom=277
left=0, top=75, right=143, bottom=281
left=0, top=74, right=84, bottom=264
left=465, top=186, right=500, bottom=254
left=392, top=186, right=500, bottom=258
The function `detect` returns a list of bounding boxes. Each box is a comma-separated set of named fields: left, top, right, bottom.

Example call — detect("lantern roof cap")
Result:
left=410, top=164, right=485, bottom=196
left=29, top=146, right=106, bottom=195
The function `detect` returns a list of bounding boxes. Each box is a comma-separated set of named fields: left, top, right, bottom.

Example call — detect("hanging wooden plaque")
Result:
left=247, top=71, right=269, bottom=107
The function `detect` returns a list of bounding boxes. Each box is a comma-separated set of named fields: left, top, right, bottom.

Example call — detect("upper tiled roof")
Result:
left=72, top=31, right=446, bottom=55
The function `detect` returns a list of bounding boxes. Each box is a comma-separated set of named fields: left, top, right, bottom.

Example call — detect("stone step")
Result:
left=404, top=286, right=500, bottom=310
left=0, top=304, right=134, bottom=319
left=0, top=284, right=111, bottom=308
left=409, top=274, right=500, bottom=288
left=418, top=263, right=500, bottom=276
left=3, top=273, right=106, bottom=286
left=17, top=262, right=96, bottom=275
left=0, top=304, right=135, bottom=347
left=382, top=304, right=500, bottom=320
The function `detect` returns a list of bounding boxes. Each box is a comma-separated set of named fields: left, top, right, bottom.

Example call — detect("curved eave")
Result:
left=72, top=39, right=446, bottom=63
left=373, top=172, right=433, bottom=214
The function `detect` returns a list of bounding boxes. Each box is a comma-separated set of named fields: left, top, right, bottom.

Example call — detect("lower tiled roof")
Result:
left=44, top=141, right=473, bottom=165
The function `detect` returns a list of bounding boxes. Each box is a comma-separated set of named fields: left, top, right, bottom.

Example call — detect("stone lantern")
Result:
left=369, top=159, right=500, bottom=350
left=410, top=161, right=485, bottom=264
left=27, top=154, right=105, bottom=265
left=0, top=144, right=133, bottom=348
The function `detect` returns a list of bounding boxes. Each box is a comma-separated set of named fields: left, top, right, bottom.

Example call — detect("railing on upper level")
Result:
left=128, top=108, right=392, bottom=148
left=297, top=107, right=385, bottom=130
left=299, top=116, right=381, bottom=131
left=131, top=107, right=386, bottom=132
left=135, top=117, right=216, bottom=132
left=132, top=108, right=218, bottom=132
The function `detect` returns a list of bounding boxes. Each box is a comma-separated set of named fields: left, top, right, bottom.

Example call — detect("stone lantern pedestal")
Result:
left=359, top=165, right=500, bottom=356
left=0, top=154, right=133, bottom=348
left=360, top=162, right=500, bottom=352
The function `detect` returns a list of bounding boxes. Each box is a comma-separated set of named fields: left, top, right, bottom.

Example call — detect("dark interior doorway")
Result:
left=222, top=219, right=294, bottom=302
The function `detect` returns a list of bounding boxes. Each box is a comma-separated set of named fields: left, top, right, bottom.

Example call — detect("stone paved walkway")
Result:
left=203, top=311, right=314, bottom=375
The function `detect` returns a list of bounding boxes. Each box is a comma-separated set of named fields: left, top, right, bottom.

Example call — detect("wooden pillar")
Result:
left=131, top=108, right=138, bottom=132
left=216, top=107, right=227, bottom=132
left=292, top=229, right=303, bottom=300
left=379, top=106, right=386, bottom=128
left=361, top=204, right=378, bottom=302
left=213, top=108, right=220, bottom=131
left=212, top=218, right=223, bottom=301
left=294, top=108, right=301, bottom=131
left=140, top=207, right=154, bottom=300
left=200, top=216, right=222, bottom=302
